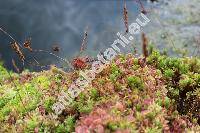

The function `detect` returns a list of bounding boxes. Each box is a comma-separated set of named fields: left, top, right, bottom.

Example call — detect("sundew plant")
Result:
left=0, top=0, right=199, bottom=132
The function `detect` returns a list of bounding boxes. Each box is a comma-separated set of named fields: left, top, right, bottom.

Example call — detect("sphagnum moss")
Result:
left=0, top=50, right=200, bottom=132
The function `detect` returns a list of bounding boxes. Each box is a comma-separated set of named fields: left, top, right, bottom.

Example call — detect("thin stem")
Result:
left=0, top=27, right=23, bottom=48
left=33, top=49, right=73, bottom=69
left=0, top=27, right=73, bottom=70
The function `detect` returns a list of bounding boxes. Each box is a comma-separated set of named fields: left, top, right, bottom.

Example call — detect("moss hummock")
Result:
left=0, top=51, right=199, bottom=132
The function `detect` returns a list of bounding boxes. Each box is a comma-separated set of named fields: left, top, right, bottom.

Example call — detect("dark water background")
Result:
left=0, top=0, right=152, bottom=71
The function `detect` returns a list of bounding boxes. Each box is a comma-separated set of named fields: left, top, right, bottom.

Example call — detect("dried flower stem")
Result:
left=193, top=33, right=200, bottom=57
left=0, top=27, right=73, bottom=70
left=33, top=49, right=73, bottom=69
left=80, top=26, right=88, bottom=53
left=23, top=38, right=33, bottom=52
left=0, top=27, right=23, bottom=48
left=134, top=0, right=147, bottom=14
left=142, top=32, right=148, bottom=59
left=123, top=1, right=129, bottom=33
left=11, top=42, right=25, bottom=62
left=12, top=59, right=20, bottom=73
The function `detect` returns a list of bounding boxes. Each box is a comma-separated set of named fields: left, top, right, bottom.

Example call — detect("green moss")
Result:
left=107, top=119, right=134, bottom=132
left=163, top=97, right=171, bottom=109
left=0, top=106, right=11, bottom=118
left=25, top=115, right=39, bottom=132
left=145, top=127, right=162, bottom=133
left=135, top=104, right=142, bottom=112
left=168, top=87, right=180, bottom=99
left=64, top=116, right=75, bottom=132
left=114, top=81, right=123, bottom=91
left=0, top=62, right=9, bottom=81
left=164, top=69, right=174, bottom=78
left=35, top=75, right=51, bottom=89
left=109, top=63, right=121, bottom=82
left=146, top=103, right=162, bottom=121
left=132, top=64, right=140, bottom=70
left=0, top=50, right=199, bottom=132
left=111, top=63, right=121, bottom=74
left=133, top=58, right=139, bottom=65
left=78, top=100, right=94, bottom=113
left=127, top=76, right=144, bottom=90
left=194, top=88, right=200, bottom=97
left=107, top=121, right=119, bottom=131
left=179, top=74, right=196, bottom=89
left=90, top=88, right=99, bottom=100
left=135, top=111, right=143, bottom=122
left=147, top=50, right=160, bottom=64
left=44, top=97, right=55, bottom=113
left=98, top=78, right=106, bottom=85
left=109, top=73, right=118, bottom=82
left=55, top=124, right=67, bottom=133
left=73, top=97, right=94, bottom=114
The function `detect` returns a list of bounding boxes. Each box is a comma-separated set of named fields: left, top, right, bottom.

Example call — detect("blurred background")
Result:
left=0, top=0, right=199, bottom=71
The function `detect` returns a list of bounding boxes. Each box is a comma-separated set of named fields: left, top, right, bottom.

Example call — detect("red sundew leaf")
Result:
left=72, top=58, right=87, bottom=70
left=92, top=118, right=102, bottom=125
left=170, top=118, right=188, bottom=132
left=83, top=117, right=93, bottom=126
left=115, top=58, right=121, bottom=66
left=115, top=102, right=125, bottom=112
left=75, top=126, right=89, bottom=133
left=93, top=124, right=104, bottom=133
left=76, top=107, right=112, bottom=132
left=8, top=114, right=16, bottom=125
left=34, top=127, right=39, bottom=133
left=143, top=99, right=152, bottom=105
left=38, top=105, right=46, bottom=116
left=95, top=108, right=106, bottom=116
left=126, top=114, right=135, bottom=122
left=19, top=73, right=32, bottom=83
left=126, top=58, right=134, bottom=67
left=138, top=58, right=146, bottom=68
left=163, top=126, right=170, bottom=132
left=104, top=82, right=115, bottom=93
left=141, top=110, right=149, bottom=116
left=144, top=118, right=151, bottom=126
left=119, top=78, right=126, bottom=84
